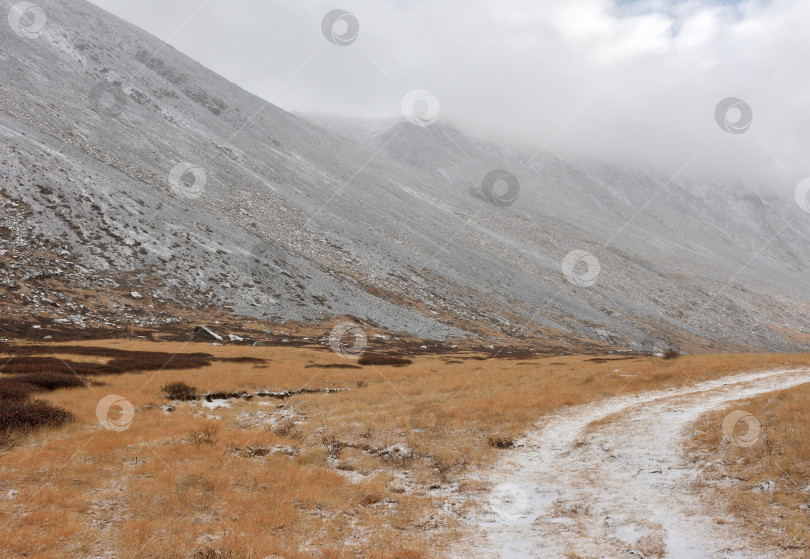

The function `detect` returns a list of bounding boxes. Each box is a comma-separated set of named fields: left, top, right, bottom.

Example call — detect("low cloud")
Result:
left=90, top=0, right=810, bottom=191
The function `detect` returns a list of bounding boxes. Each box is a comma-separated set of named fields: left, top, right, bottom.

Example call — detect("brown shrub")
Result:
left=0, top=399, right=75, bottom=436
left=161, top=381, right=197, bottom=401
left=322, top=434, right=346, bottom=458
left=6, top=372, right=86, bottom=391
left=0, top=379, right=42, bottom=401
left=272, top=419, right=303, bottom=441
left=187, top=425, right=218, bottom=446
left=359, top=492, right=383, bottom=506
left=487, top=434, right=514, bottom=449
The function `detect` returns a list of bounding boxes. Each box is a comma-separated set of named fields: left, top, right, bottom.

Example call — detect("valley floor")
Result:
left=0, top=339, right=808, bottom=558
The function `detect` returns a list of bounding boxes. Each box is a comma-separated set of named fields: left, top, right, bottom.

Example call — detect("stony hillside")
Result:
left=1, top=0, right=809, bottom=352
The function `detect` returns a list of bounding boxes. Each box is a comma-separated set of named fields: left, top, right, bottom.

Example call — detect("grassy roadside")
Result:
left=684, top=382, right=810, bottom=557
left=1, top=341, right=808, bottom=558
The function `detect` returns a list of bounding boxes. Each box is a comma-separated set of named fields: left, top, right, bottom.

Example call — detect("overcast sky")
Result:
left=88, top=0, right=810, bottom=191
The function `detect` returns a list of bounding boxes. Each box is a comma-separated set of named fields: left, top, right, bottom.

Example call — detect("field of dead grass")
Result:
left=685, top=381, right=810, bottom=557
left=1, top=340, right=809, bottom=558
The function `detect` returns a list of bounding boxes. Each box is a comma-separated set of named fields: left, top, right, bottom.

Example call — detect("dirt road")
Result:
left=452, top=367, right=810, bottom=558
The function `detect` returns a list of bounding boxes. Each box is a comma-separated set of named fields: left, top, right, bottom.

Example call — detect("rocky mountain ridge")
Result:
left=1, top=0, right=809, bottom=352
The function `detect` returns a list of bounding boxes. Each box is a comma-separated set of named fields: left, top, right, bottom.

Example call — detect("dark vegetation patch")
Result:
left=0, top=347, right=265, bottom=377
left=159, top=384, right=348, bottom=402
left=0, top=399, right=75, bottom=446
left=0, top=355, right=209, bottom=376
left=0, top=400, right=75, bottom=431
left=0, top=373, right=82, bottom=445
left=252, top=387, right=348, bottom=399
left=6, top=372, right=86, bottom=391
left=0, top=343, right=265, bottom=445
left=357, top=354, right=412, bottom=367
left=204, top=391, right=252, bottom=401
left=0, top=379, right=43, bottom=401
left=0, top=344, right=264, bottom=363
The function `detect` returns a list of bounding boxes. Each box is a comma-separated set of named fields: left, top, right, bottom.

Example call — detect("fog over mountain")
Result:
left=1, top=0, right=809, bottom=353
left=88, top=0, right=810, bottom=190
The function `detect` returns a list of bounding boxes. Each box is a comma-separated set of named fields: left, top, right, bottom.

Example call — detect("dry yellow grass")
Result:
left=1, top=341, right=809, bottom=558
left=685, top=382, right=810, bottom=557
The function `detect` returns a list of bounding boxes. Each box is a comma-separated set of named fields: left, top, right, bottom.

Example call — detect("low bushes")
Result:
left=187, top=426, right=218, bottom=446
left=0, top=373, right=80, bottom=447
left=0, top=345, right=264, bottom=376
left=0, top=379, right=42, bottom=401
left=0, top=399, right=75, bottom=435
left=6, top=372, right=86, bottom=391
left=161, top=381, right=197, bottom=401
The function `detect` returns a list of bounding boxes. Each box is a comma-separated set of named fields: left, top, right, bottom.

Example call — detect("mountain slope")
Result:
left=1, top=0, right=809, bottom=351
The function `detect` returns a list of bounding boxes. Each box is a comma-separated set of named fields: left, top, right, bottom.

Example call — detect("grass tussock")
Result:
left=0, top=399, right=75, bottom=434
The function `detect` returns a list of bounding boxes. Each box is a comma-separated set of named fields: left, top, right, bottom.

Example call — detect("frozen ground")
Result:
left=453, top=367, right=810, bottom=558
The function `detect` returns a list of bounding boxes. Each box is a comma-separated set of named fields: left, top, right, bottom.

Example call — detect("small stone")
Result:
left=130, top=291, right=143, bottom=299
left=193, top=325, right=223, bottom=341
